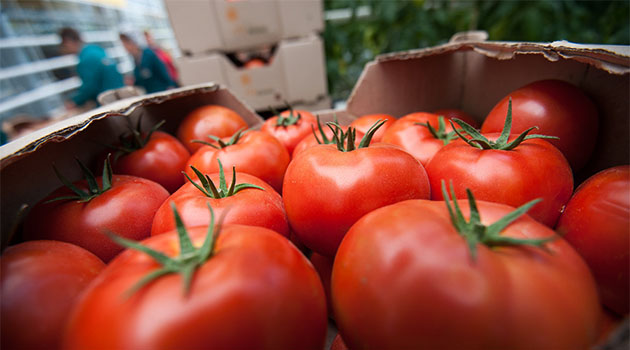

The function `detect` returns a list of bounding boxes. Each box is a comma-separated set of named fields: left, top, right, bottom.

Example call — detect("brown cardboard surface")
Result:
left=177, top=35, right=328, bottom=110
left=0, top=84, right=263, bottom=237
left=343, top=40, right=630, bottom=178
left=165, top=0, right=323, bottom=54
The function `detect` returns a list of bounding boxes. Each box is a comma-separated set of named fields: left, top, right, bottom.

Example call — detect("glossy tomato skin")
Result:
left=23, top=175, right=169, bottom=262
left=176, top=105, right=248, bottom=153
left=283, top=144, right=431, bottom=257
left=186, top=131, right=290, bottom=193
left=63, top=225, right=328, bottom=350
left=332, top=199, right=600, bottom=350
left=434, top=108, right=478, bottom=127
left=151, top=172, right=289, bottom=237
left=426, top=134, right=573, bottom=227
left=557, top=165, right=630, bottom=315
left=1, top=240, right=105, bottom=350
left=349, top=114, right=395, bottom=142
left=261, top=109, right=317, bottom=156
left=113, top=131, right=190, bottom=193
left=481, top=79, right=598, bottom=171
left=381, top=112, right=454, bottom=165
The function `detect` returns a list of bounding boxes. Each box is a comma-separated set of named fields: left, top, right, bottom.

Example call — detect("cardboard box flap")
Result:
left=376, top=40, right=630, bottom=75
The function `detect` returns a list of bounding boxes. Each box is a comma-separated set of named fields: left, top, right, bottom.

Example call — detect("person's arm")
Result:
left=72, top=53, right=102, bottom=106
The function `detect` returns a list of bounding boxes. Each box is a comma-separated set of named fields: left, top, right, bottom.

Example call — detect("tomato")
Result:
left=283, top=123, right=431, bottom=257
left=64, top=216, right=327, bottom=349
left=332, top=194, right=600, bottom=349
left=1, top=240, right=105, bottom=350
left=293, top=121, right=364, bottom=159
left=381, top=112, right=458, bottom=165
left=152, top=163, right=289, bottom=237
left=261, top=108, right=317, bottom=156
left=176, top=105, right=248, bottom=153
left=186, top=130, right=290, bottom=193
left=111, top=130, right=190, bottom=193
left=23, top=160, right=169, bottom=262
left=434, top=108, right=478, bottom=127
left=310, top=252, right=334, bottom=318
left=426, top=106, right=573, bottom=227
left=349, top=114, right=395, bottom=142
left=243, top=57, right=266, bottom=69
left=330, top=333, right=349, bottom=350
left=557, top=165, right=630, bottom=315
left=481, top=79, right=599, bottom=171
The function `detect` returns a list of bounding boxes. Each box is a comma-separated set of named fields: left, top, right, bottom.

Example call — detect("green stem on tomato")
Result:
left=191, top=128, right=248, bottom=149
left=183, top=160, right=264, bottom=199
left=415, top=116, right=461, bottom=146
left=326, top=119, right=386, bottom=152
left=46, top=155, right=114, bottom=203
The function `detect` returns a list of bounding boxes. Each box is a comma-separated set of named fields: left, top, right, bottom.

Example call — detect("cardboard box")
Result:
left=317, top=37, right=630, bottom=180
left=165, top=0, right=323, bottom=54
left=176, top=35, right=329, bottom=111
left=0, top=84, right=264, bottom=237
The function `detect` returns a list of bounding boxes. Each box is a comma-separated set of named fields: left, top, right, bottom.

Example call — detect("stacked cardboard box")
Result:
left=165, top=0, right=329, bottom=111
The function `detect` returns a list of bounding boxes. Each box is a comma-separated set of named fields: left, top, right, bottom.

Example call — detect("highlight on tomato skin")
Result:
left=176, top=105, right=249, bottom=153
left=556, top=165, right=630, bottom=315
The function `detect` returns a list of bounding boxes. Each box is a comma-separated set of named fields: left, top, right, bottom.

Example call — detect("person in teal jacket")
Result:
left=59, top=27, right=124, bottom=108
left=119, top=33, right=176, bottom=94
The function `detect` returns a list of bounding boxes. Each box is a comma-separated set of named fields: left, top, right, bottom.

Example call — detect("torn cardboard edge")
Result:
left=0, top=83, right=262, bottom=169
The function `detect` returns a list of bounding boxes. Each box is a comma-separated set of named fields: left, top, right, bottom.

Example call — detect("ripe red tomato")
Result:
left=332, top=197, right=600, bottom=350
left=349, top=114, right=395, bottom=142
left=434, top=108, right=478, bottom=127
left=557, top=165, right=630, bottom=315
left=330, top=333, right=349, bottom=350
left=381, top=112, right=458, bottom=165
left=112, top=130, right=190, bottom=193
left=243, top=58, right=266, bottom=69
left=176, top=105, right=248, bottom=153
left=152, top=166, right=289, bottom=237
left=481, top=79, right=599, bottom=171
left=283, top=124, right=431, bottom=257
left=186, top=130, right=290, bottom=193
left=23, top=162, right=169, bottom=262
left=64, top=223, right=327, bottom=350
left=1, top=240, right=105, bottom=350
left=261, top=108, right=317, bottom=156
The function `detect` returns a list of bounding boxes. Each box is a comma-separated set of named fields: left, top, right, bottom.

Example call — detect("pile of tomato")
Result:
left=1, top=79, right=628, bottom=350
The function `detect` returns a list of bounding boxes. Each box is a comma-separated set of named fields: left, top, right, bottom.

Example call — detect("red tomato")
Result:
left=261, top=109, right=317, bottom=156
left=557, top=165, right=630, bottom=315
left=23, top=164, right=169, bottom=262
left=1, top=240, right=105, bottom=350
left=381, top=112, right=458, bottom=165
left=64, top=224, right=327, bottom=350
left=176, top=105, right=248, bottom=153
left=330, top=333, right=349, bottom=350
left=152, top=168, right=289, bottom=237
left=426, top=133, right=573, bottom=227
left=186, top=130, right=290, bottom=193
left=434, top=108, right=478, bottom=127
left=310, top=252, right=334, bottom=318
left=349, top=114, right=395, bottom=142
left=332, top=198, right=600, bottom=350
left=243, top=58, right=266, bottom=69
left=283, top=126, right=431, bottom=256
left=112, top=130, right=190, bottom=193
left=481, top=79, right=599, bottom=171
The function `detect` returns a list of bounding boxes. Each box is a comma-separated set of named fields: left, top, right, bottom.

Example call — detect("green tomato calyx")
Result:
left=184, top=160, right=264, bottom=198
left=311, top=114, right=340, bottom=145
left=327, top=119, right=386, bottom=152
left=451, top=98, right=557, bottom=151
left=416, top=115, right=461, bottom=146
left=271, top=104, right=302, bottom=127
left=46, top=155, right=114, bottom=203
left=112, top=116, right=165, bottom=160
left=192, top=128, right=248, bottom=149
left=107, top=202, right=222, bottom=297
left=441, top=180, right=555, bottom=262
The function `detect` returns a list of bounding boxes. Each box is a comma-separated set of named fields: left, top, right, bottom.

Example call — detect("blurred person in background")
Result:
left=143, top=30, right=180, bottom=86
left=59, top=27, right=124, bottom=109
left=119, top=33, right=177, bottom=94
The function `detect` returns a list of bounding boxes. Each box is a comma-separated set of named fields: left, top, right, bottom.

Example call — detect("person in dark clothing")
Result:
left=143, top=30, right=180, bottom=86
left=59, top=27, right=124, bottom=108
left=119, top=33, right=176, bottom=94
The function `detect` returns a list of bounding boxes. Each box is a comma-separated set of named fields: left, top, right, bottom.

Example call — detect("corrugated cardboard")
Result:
left=165, top=0, right=323, bottom=54
left=0, top=84, right=263, bottom=237
left=176, top=35, right=329, bottom=111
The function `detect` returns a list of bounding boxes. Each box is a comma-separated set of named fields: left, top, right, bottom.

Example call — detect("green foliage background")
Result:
left=323, top=0, right=630, bottom=101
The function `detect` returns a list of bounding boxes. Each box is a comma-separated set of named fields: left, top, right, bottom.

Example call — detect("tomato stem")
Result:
left=46, top=155, right=114, bottom=203
left=183, top=160, right=264, bottom=199
left=326, top=119, right=385, bottom=152
left=441, top=180, right=555, bottom=261
left=272, top=103, right=302, bottom=128
left=450, top=98, right=558, bottom=150
left=415, top=116, right=461, bottom=146
left=192, top=128, right=248, bottom=149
